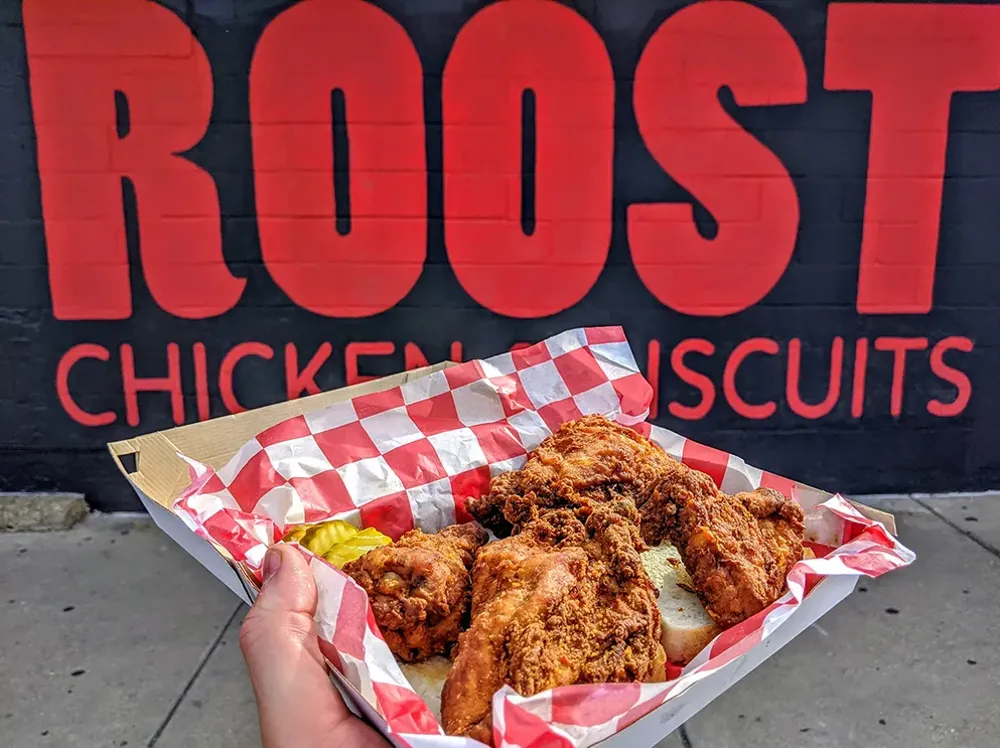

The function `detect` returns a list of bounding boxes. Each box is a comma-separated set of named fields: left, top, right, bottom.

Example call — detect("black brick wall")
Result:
left=2, top=0, right=999, bottom=511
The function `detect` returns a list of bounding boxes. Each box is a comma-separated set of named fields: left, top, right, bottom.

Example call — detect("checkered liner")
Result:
left=172, top=327, right=915, bottom=748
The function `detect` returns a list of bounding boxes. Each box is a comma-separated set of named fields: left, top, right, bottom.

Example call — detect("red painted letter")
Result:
left=629, top=1, right=806, bottom=316
left=346, top=342, right=396, bottom=385
left=786, top=338, right=844, bottom=419
left=724, top=338, right=779, bottom=419
left=286, top=343, right=332, bottom=400
left=826, top=4, right=1000, bottom=313
left=443, top=0, right=614, bottom=317
left=928, top=336, right=973, bottom=417
left=24, top=0, right=243, bottom=320
left=669, top=339, right=716, bottom=420
left=193, top=343, right=211, bottom=421
left=404, top=342, right=430, bottom=371
left=57, top=345, right=116, bottom=427
left=404, top=342, right=464, bottom=370
left=647, top=340, right=662, bottom=420
left=250, top=0, right=425, bottom=317
left=851, top=337, right=870, bottom=418
left=121, top=343, right=184, bottom=427
left=220, top=343, right=275, bottom=414
left=874, top=337, right=929, bottom=417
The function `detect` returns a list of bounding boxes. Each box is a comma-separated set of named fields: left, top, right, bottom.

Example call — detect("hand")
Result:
left=240, top=543, right=390, bottom=748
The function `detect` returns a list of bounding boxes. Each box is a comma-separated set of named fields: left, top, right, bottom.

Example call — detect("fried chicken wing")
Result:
left=441, top=504, right=666, bottom=745
left=646, top=466, right=805, bottom=629
left=468, top=415, right=676, bottom=541
left=343, top=523, right=488, bottom=662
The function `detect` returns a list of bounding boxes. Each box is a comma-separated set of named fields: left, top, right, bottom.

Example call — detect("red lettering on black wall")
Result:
left=874, top=336, right=929, bottom=417
left=346, top=342, right=396, bottom=385
left=249, top=0, right=426, bottom=317
left=851, top=337, right=870, bottom=418
left=193, top=342, right=210, bottom=422
left=646, top=340, right=662, bottom=419
left=786, top=337, right=844, bottom=419
left=121, top=342, right=184, bottom=427
left=928, top=336, right=974, bottom=417
left=220, top=343, right=275, bottom=414
left=404, top=342, right=430, bottom=371
left=668, top=339, right=716, bottom=421
left=24, top=0, right=243, bottom=320
left=285, top=343, right=332, bottom=400
left=442, top=0, right=614, bottom=318
left=404, top=342, right=464, bottom=370
left=826, top=3, right=1000, bottom=314
left=724, top=338, right=779, bottom=419
left=629, top=0, right=806, bottom=317
left=57, top=344, right=116, bottom=427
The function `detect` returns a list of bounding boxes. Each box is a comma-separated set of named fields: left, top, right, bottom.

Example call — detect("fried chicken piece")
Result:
left=343, top=522, right=488, bottom=662
left=635, top=457, right=719, bottom=548
left=645, top=464, right=805, bottom=629
left=468, top=415, right=676, bottom=541
left=468, top=414, right=804, bottom=632
left=441, top=503, right=666, bottom=745
left=735, top=487, right=806, bottom=575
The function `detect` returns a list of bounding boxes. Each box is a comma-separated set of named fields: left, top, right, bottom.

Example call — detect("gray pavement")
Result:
left=1, top=496, right=998, bottom=748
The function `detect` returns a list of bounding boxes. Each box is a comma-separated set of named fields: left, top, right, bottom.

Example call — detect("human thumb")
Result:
left=246, top=542, right=319, bottom=627
left=239, top=544, right=357, bottom=746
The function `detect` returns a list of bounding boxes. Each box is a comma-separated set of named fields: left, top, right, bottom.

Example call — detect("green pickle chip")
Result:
left=281, top=520, right=391, bottom=568
left=282, top=526, right=309, bottom=544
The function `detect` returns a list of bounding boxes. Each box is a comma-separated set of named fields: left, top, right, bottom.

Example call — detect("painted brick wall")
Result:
left=1, top=0, right=997, bottom=511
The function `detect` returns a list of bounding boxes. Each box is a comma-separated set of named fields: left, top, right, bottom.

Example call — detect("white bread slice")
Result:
left=400, top=656, right=451, bottom=723
left=641, top=545, right=722, bottom=666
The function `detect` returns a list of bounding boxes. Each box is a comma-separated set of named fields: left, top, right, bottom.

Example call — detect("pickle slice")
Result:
left=281, top=520, right=391, bottom=568
left=323, top=527, right=393, bottom=568
left=282, top=525, right=309, bottom=544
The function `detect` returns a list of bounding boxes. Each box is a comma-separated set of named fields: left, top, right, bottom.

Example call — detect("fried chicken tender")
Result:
left=645, top=464, right=806, bottom=628
left=468, top=415, right=676, bottom=541
left=343, top=523, right=488, bottom=662
left=441, top=503, right=666, bottom=745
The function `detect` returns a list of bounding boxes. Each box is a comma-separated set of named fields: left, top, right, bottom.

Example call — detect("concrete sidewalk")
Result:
left=1, top=495, right=997, bottom=748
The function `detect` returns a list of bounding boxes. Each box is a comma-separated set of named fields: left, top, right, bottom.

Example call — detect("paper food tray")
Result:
left=109, top=327, right=913, bottom=748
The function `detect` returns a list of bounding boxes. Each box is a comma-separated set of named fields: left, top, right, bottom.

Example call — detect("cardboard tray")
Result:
left=108, top=361, right=896, bottom=747
left=108, top=363, right=450, bottom=603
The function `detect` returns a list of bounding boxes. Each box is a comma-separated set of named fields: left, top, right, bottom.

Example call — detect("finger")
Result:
left=240, top=544, right=378, bottom=748
left=249, top=542, right=319, bottom=622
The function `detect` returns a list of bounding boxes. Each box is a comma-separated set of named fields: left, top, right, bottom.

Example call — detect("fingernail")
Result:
left=262, top=547, right=281, bottom=584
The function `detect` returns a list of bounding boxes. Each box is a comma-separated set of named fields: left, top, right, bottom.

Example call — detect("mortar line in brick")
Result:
left=147, top=602, right=243, bottom=747
left=911, top=496, right=1000, bottom=561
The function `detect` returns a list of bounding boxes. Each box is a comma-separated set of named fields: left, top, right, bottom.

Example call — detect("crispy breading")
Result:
left=441, top=504, right=666, bottom=744
left=469, top=415, right=805, bottom=630
left=645, top=468, right=805, bottom=628
left=343, top=523, right=488, bottom=662
left=468, top=415, right=676, bottom=542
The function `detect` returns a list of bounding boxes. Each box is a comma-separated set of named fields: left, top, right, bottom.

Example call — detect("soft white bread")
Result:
left=400, top=656, right=452, bottom=723
left=641, top=545, right=722, bottom=666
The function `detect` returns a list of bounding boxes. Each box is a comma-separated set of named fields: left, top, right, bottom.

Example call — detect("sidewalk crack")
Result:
left=912, top=497, right=1000, bottom=561
left=147, top=603, right=243, bottom=747
left=680, top=724, right=694, bottom=748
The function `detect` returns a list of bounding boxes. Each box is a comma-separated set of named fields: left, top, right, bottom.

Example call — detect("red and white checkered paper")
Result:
left=172, top=327, right=915, bottom=748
